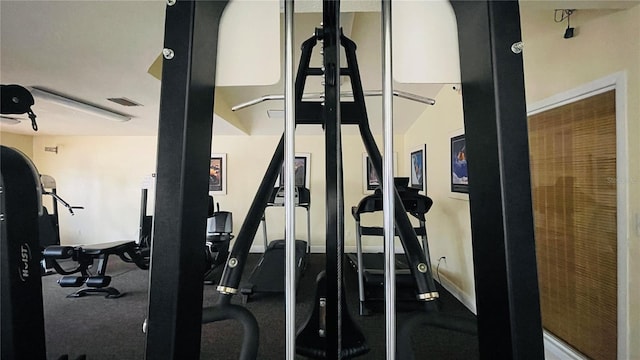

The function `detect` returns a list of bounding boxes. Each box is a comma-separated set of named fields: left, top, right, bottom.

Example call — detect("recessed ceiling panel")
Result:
left=392, top=0, right=461, bottom=84
left=216, top=0, right=281, bottom=86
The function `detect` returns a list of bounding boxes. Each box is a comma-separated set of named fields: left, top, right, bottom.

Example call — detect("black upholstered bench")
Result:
left=43, top=240, right=148, bottom=298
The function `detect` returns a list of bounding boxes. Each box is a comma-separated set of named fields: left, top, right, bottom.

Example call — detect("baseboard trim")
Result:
left=543, top=331, right=587, bottom=360
left=435, top=273, right=477, bottom=315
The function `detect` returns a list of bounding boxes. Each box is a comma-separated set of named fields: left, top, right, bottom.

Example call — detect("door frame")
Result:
left=527, top=72, right=629, bottom=360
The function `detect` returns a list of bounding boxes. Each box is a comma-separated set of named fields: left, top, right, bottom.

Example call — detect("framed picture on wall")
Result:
left=363, top=155, right=379, bottom=192
left=409, top=144, right=426, bottom=193
left=276, top=153, right=311, bottom=189
left=362, top=153, right=397, bottom=194
left=450, top=131, right=469, bottom=195
left=209, top=153, right=226, bottom=195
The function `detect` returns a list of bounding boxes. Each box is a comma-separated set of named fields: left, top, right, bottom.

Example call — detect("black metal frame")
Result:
left=0, top=147, right=47, bottom=359
left=145, top=0, right=543, bottom=358
left=144, top=1, right=229, bottom=358
left=450, top=1, right=543, bottom=357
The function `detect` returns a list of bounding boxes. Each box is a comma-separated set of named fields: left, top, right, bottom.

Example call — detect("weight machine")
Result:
left=142, top=0, right=544, bottom=359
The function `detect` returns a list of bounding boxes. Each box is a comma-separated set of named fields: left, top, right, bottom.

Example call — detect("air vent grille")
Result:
left=107, top=97, right=142, bottom=107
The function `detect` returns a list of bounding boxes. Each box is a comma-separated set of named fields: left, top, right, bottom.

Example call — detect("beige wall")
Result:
left=402, top=87, right=475, bottom=309
left=31, top=136, right=157, bottom=245
left=25, top=133, right=404, bottom=253
left=212, top=133, right=405, bottom=252
left=400, top=3, right=640, bottom=353
left=0, top=131, right=34, bottom=158
left=520, top=3, right=640, bottom=358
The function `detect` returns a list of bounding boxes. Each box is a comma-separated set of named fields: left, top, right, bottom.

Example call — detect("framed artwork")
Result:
left=276, top=153, right=311, bottom=189
left=409, top=144, right=426, bottom=193
left=450, top=131, right=469, bottom=195
left=362, top=153, right=397, bottom=194
left=209, top=153, right=226, bottom=195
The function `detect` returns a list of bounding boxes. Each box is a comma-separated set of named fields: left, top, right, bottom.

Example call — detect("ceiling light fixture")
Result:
left=29, top=87, right=132, bottom=122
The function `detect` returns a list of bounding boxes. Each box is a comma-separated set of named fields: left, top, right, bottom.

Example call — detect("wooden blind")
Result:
left=528, top=90, right=617, bottom=360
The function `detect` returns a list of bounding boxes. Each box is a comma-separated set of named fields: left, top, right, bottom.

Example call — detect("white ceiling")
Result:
left=1, top=0, right=635, bottom=137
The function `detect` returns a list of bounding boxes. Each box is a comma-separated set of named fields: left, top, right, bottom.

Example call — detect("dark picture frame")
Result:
left=209, top=153, right=226, bottom=194
left=450, top=134, right=468, bottom=193
left=365, top=156, right=379, bottom=191
left=362, top=153, right=397, bottom=193
left=410, top=145, right=426, bottom=192
left=276, top=153, right=311, bottom=189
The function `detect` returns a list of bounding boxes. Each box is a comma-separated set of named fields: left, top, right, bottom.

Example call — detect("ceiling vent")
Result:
left=107, top=97, right=142, bottom=107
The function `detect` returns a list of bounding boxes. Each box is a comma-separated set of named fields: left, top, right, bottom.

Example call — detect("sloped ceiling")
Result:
left=1, top=0, right=635, bottom=137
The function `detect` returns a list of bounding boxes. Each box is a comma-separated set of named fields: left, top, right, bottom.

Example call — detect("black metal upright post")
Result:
left=322, top=0, right=343, bottom=358
left=0, top=147, right=47, bottom=360
left=145, top=1, right=228, bottom=358
left=449, top=1, right=544, bottom=358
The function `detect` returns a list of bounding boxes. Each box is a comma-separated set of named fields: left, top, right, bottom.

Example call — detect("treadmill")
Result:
left=346, top=177, right=433, bottom=315
left=240, top=186, right=310, bottom=303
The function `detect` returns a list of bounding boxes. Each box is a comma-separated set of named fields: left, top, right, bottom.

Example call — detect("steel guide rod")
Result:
left=283, top=0, right=296, bottom=358
left=381, top=0, right=396, bottom=358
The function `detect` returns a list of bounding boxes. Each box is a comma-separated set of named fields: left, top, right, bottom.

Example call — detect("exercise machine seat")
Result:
left=43, top=240, right=147, bottom=298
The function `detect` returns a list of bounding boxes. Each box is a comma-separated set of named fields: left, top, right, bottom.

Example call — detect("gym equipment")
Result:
left=347, top=177, right=434, bottom=315
left=38, top=174, right=85, bottom=274
left=40, top=180, right=152, bottom=298
left=146, top=0, right=544, bottom=358
left=0, top=84, right=39, bottom=130
left=239, top=186, right=310, bottom=302
left=1, top=146, right=47, bottom=358
left=231, top=90, right=435, bottom=111
left=44, top=240, right=149, bottom=298
left=203, top=203, right=234, bottom=284
left=0, top=146, right=87, bottom=359
left=296, top=272, right=369, bottom=359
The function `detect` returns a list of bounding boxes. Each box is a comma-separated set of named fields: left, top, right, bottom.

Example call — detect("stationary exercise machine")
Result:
left=347, top=177, right=434, bottom=315
left=0, top=145, right=88, bottom=359
left=210, top=8, right=442, bottom=358
left=203, top=202, right=234, bottom=284
left=38, top=174, right=84, bottom=274
left=240, top=186, right=310, bottom=302
left=145, top=1, right=544, bottom=359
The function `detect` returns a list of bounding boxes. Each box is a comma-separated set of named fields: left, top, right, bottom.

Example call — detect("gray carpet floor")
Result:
left=42, top=254, right=478, bottom=359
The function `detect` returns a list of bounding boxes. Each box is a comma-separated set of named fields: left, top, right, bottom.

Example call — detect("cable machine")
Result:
left=144, top=0, right=544, bottom=359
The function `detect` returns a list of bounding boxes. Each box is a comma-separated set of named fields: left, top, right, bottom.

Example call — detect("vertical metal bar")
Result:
left=420, top=220, right=431, bottom=264
left=323, top=0, right=342, bottom=357
left=306, top=205, right=311, bottom=252
left=145, top=1, right=228, bottom=358
left=449, top=1, right=544, bottom=358
left=354, top=219, right=366, bottom=313
left=262, top=213, right=268, bottom=249
left=381, top=0, right=396, bottom=358
left=284, top=0, right=296, bottom=358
